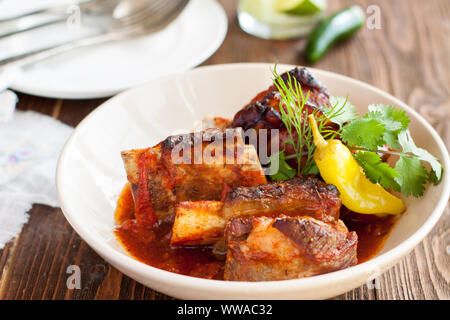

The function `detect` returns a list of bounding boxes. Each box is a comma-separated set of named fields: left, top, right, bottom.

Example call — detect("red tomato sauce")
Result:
left=114, top=184, right=397, bottom=279
left=115, top=184, right=224, bottom=279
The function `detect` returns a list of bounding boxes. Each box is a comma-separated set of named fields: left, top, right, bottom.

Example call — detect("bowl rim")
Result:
left=56, top=63, right=450, bottom=294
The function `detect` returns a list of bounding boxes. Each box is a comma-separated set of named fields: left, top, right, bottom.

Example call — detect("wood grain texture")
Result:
left=0, top=0, right=448, bottom=300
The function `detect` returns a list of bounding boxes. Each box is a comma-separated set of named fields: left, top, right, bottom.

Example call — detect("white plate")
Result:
left=56, top=63, right=450, bottom=299
left=1, top=0, right=227, bottom=99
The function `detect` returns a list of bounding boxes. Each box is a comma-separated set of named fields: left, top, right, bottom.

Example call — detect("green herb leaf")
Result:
left=354, top=151, right=401, bottom=191
left=398, top=129, right=443, bottom=183
left=382, top=130, right=401, bottom=149
left=341, top=118, right=386, bottom=149
left=364, top=111, right=402, bottom=132
left=394, top=156, right=428, bottom=197
left=325, top=96, right=359, bottom=127
left=343, top=108, right=443, bottom=197
left=364, top=105, right=410, bottom=149
left=428, top=169, right=441, bottom=185
left=368, top=104, right=410, bottom=130
left=302, top=162, right=320, bottom=175
left=268, top=150, right=297, bottom=181
left=270, top=67, right=443, bottom=197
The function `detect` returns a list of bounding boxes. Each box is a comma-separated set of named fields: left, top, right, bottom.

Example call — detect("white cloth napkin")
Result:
left=0, top=89, right=18, bottom=123
left=0, top=1, right=76, bottom=248
left=0, top=109, right=73, bottom=249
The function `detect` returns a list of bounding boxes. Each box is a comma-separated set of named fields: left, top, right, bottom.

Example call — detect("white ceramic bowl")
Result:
left=56, top=63, right=450, bottom=299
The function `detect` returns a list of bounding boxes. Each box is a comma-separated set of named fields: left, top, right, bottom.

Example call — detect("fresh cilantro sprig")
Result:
left=324, top=95, right=358, bottom=127
left=268, top=67, right=443, bottom=197
left=341, top=105, right=443, bottom=197
left=353, top=151, right=401, bottom=191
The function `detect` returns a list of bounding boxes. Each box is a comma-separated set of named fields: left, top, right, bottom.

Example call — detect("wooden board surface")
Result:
left=0, top=0, right=448, bottom=300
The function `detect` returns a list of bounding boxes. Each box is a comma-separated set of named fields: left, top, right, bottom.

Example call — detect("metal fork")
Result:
left=0, top=0, right=121, bottom=39
left=0, top=0, right=189, bottom=69
left=0, top=0, right=118, bottom=22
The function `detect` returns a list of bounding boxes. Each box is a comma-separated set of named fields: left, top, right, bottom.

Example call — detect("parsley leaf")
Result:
left=268, top=151, right=296, bottom=181
left=394, top=156, right=428, bottom=197
left=382, top=130, right=401, bottom=149
left=342, top=104, right=443, bottom=197
left=398, top=129, right=443, bottom=183
left=325, top=96, right=359, bottom=127
left=341, top=118, right=386, bottom=149
left=428, top=169, right=441, bottom=185
left=267, top=69, right=443, bottom=198
left=354, top=151, right=401, bottom=191
left=365, top=105, right=410, bottom=148
left=368, top=104, right=410, bottom=130
left=364, top=111, right=402, bottom=132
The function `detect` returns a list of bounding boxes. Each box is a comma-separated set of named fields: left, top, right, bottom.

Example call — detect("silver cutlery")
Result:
left=0, top=0, right=190, bottom=69
left=0, top=0, right=118, bottom=22
left=0, top=0, right=121, bottom=39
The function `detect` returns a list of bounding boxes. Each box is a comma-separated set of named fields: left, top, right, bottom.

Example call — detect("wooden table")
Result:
left=0, top=0, right=448, bottom=300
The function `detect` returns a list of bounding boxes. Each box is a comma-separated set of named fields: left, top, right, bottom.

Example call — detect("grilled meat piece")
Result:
left=232, top=67, right=330, bottom=131
left=170, top=177, right=340, bottom=246
left=230, top=67, right=337, bottom=167
left=121, top=128, right=266, bottom=225
left=224, top=215, right=358, bottom=281
left=222, top=176, right=341, bottom=224
left=200, top=116, right=231, bottom=130
left=171, top=201, right=225, bottom=246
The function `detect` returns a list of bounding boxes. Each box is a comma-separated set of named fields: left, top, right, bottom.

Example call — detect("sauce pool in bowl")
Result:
left=114, top=184, right=398, bottom=279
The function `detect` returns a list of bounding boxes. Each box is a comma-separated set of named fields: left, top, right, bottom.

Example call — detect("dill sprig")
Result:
left=271, top=66, right=349, bottom=175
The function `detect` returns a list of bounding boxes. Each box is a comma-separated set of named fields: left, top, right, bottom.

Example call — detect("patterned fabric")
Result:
left=0, top=110, right=73, bottom=248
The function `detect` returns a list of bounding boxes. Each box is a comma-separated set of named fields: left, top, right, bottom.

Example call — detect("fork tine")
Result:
left=118, top=0, right=189, bottom=30
left=115, top=0, right=172, bottom=24
left=140, top=0, right=189, bottom=33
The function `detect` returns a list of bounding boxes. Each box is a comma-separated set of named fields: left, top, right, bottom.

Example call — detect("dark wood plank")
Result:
left=352, top=0, right=450, bottom=300
left=0, top=241, right=17, bottom=297
left=57, top=98, right=106, bottom=127
left=15, top=93, right=57, bottom=115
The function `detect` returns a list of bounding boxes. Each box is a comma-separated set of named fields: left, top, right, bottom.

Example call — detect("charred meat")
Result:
left=170, top=176, right=340, bottom=245
left=224, top=215, right=358, bottom=281
left=171, top=201, right=225, bottom=246
left=231, top=67, right=331, bottom=131
left=230, top=67, right=337, bottom=167
left=222, top=176, right=341, bottom=224
left=121, top=128, right=266, bottom=225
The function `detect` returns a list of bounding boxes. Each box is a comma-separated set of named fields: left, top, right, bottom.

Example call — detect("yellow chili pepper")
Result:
left=308, top=115, right=405, bottom=215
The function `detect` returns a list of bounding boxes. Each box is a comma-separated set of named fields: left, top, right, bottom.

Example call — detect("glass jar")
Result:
left=237, top=0, right=326, bottom=39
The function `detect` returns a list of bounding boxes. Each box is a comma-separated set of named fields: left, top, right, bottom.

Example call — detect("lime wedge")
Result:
left=275, top=0, right=327, bottom=15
